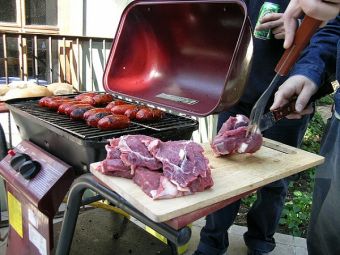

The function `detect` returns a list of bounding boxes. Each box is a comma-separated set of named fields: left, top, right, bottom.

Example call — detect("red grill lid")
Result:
left=103, top=0, right=253, bottom=117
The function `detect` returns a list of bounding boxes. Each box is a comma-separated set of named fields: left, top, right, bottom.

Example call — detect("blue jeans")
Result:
left=307, top=112, right=340, bottom=254
left=196, top=103, right=310, bottom=254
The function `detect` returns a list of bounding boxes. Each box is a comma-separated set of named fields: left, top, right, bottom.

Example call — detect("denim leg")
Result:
left=196, top=200, right=241, bottom=255
left=243, top=115, right=311, bottom=252
left=244, top=179, right=289, bottom=252
left=307, top=115, right=340, bottom=255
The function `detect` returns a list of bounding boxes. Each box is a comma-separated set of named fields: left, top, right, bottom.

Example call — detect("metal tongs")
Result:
left=247, top=16, right=322, bottom=136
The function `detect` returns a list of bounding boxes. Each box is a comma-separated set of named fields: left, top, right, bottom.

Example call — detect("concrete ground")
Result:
left=0, top=207, right=307, bottom=255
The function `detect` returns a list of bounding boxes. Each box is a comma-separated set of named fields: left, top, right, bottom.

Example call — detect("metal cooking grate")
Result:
left=9, top=99, right=197, bottom=140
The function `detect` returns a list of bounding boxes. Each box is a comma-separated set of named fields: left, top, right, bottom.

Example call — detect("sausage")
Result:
left=124, top=107, right=141, bottom=120
left=83, top=108, right=112, bottom=120
left=97, top=115, right=130, bottom=130
left=70, top=106, right=95, bottom=120
left=79, top=93, right=114, bottom=106
left=46, top=98, right=74, bottom=110
left=64, top=103, right=93, bottom=116
left=39, top=96, right=65, bottom=107
left=86, top=112, right=112, bottom=127
left=74, top=92, right=98, bottom=100
left=92, top=94, right=114, bottom=106
left=110, top=104, right=139, bottom=115
left=135, top=108, right=165, bottom=121
left=57, top=101, right=82, bottom=114
left=105, top=100, right=127, bottom=109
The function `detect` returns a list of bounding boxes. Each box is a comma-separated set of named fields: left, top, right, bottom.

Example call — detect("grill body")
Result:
left=7, top=97, right=198, bottom=173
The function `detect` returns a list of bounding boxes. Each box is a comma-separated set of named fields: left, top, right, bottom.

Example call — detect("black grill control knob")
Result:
left=10, top=153, right=31, bottom=172
left=19, top=160, right=41, bottom=180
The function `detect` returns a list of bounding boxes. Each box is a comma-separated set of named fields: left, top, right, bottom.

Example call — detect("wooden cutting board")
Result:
left=90, top=138, right=324, bottom=223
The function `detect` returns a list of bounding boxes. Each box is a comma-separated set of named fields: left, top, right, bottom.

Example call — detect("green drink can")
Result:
left=254, top=2, right=280, bottom=40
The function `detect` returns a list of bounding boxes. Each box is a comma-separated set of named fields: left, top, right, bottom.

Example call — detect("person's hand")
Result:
left=283, top=0, right=340, bottom=48
left=255, top=13, right=285, bottom=39
left=270, top=75, right=318, bottom=119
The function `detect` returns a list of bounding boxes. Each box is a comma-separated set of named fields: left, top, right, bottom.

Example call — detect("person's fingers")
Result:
left=295, top=83, right=317, bottom=112
left=285, top=113, right=303, bottom=119
left=270, top=84, right=295, bottom=110
left=260, top=13, right=283, bottom=23
left=283, top=17, right=298, bottom=48
left=285, top=104, right=314, bottom=119
left=274, top=32, right=285, bottom=40
left=256, top=18, right=283, bottom=30
left=272, top=26, right=284, bottom=34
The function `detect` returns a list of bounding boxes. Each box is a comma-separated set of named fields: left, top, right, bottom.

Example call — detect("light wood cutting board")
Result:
left=90, top=138, right=324, bottom=223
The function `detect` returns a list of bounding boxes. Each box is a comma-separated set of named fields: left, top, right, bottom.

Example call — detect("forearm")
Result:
left=290, top=16, right=339, bottom=87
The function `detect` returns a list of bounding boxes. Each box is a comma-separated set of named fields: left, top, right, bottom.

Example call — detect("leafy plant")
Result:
left=279, top=191, right=312, bottom=237
left=316, top=94, right=334, bottom=106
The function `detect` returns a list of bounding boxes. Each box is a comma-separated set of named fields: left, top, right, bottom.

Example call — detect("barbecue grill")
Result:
left=6, top=96, right=198, bottom=173
left=0, top=1, right=253, bottom=254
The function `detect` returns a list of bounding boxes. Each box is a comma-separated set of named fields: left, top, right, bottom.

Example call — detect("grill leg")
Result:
left=55, top=181, right=86, bottom=255
left=0, top=123, right=8, bottom=160
left=168, top=241, right=179, bottom=255
left=56, top=174, right=192, bottom=255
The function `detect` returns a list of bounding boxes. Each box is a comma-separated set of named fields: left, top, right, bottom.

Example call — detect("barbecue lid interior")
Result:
left=104, top=0, right=251, bottom=116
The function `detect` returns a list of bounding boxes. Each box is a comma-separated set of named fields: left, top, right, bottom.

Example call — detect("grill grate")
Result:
left=9, top=99, right=197, bottom=140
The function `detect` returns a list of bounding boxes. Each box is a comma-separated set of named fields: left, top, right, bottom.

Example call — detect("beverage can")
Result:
left=254, top=2, right=280, bottom=40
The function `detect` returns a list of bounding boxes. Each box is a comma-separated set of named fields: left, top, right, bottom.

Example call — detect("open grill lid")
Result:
left=103, top=0, right=253, bottom=117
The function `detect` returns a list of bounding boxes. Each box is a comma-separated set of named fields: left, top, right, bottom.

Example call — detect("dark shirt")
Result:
left=240, top=0, right=289, bottom=106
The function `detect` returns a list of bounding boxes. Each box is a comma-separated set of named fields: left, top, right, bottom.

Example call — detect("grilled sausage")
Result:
left=83, top=108, right=112, bottom=120
left=110, top=104, right=139, bottom=115
left=105, top=100, right=127, bottom=109
left=92, top=94, right=114, bottom=106
left=124, top=107, right=141, bottom=120
left=97, top=115, right=130, bottom=130
left=74, top=92, right=98, bottom=100
left=39, top=96, right=65, bottom=107
left=86, top=112, right=112, bottom=127
left=135, top=108, right=165, bottom=121
left=46, top=99, right=74, bottom=110
left=64, top=103, right=93, bottom=116
left=57, top=101, right=82, bottom=114
left=79, top=93, right=114, bottom=106
left=70, top=106, right=95, bottom=120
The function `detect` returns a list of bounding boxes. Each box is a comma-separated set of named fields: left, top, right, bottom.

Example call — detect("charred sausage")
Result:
left=86, top=112, right=112, bottom=127
left=57, top=101, right=82, bottom=114
left=92, top=94, right=114, bottom=106
left=64, top=103, right=93, bottom=116
left=70, top=105, right=95, bottom=120
left=105, top=100, right=127, bottom=109
left=39, top=96, right=65, bottom=107
left=135, top=108, right=165, bottom=121
left=79, top=93, right=114, bottom=106
left=74, top=92, right=97, bottom=100
left=46, top=99, right=74, bottom=110
left=124, top=107, right=141, bottom=120
left=110, top=104, right=139, bottom=115
left=97, top=115, right=130, bottom=130
left=83, top=108, right=112, bottom=120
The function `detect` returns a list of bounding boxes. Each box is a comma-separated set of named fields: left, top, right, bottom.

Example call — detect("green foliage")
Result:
left=301, top=112, right=325, bottom=154
left=279, top=191, right=312, bottom=237
left=316, top=94, right=334, bottom=106
left=242, top=193, right=257, bottom=208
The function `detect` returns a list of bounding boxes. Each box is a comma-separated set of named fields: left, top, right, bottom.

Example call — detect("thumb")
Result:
left=295, top=85, right=316, bottom=112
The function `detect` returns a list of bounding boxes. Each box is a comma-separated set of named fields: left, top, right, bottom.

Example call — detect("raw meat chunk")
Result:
left=211, top=114, right=263, bottom=156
